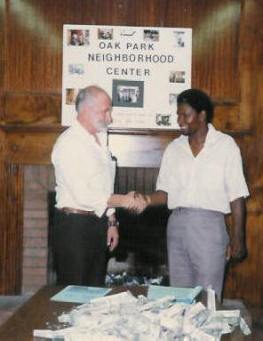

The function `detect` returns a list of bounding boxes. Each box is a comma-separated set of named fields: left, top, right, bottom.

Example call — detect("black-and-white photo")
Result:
left=173, top=31, right=185, bottom=47
left=98, top=28, right=113, bottom=40
left=68, top=64, right=84, bottom=75
left=143, top=29, right=159, bottom=42
left=156, top=114, right=171, bottom=126
left=169, top=71, right=186, bottom=83
left=112, top=80, right=144, bottom=108
left=117, top=86, right=139, bottom=104
left=169, top=93, right=178, bottom=105
left=67, top=30, right=90, bottom=46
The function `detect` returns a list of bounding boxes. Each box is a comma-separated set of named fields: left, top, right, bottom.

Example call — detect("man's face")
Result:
left=85, top=93, right=113, bottom=133
left=176, top=103, right=202, bottom=136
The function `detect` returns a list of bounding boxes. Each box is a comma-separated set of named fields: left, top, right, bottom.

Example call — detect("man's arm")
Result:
left=129, top=190, right=168, bottom=213
left=146, top=190, right=168, bottom=207
left=107, top=190, right=168, bottom=213
left=107, top=213, right=119, bottom=251
left=229, top=197, right=247, bottom=260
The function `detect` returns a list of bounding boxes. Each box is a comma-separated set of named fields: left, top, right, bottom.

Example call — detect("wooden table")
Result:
left=0, top=286, right=256, bottom=341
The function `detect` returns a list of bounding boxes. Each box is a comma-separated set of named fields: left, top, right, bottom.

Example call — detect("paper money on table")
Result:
left=35, top=287, right=251, bottom=340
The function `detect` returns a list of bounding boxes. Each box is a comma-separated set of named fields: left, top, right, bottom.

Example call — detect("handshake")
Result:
left=108, top=191, right=151, bottom=214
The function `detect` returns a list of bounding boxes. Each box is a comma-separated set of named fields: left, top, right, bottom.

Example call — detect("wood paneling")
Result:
left=3, top=92, right=61, bottom=124
left=4, top=164, right=24, bottom=294
left=0, top=0, right=262, bottom=305
left=5, top=130, right=60, bottom=165
left=1, top=0, right=244, bottom=127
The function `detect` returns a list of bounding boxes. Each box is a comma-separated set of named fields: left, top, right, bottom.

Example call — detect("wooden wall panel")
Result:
left=1, top=0, right=245, bottom=128
left=5, top=130, right=62, bottom=165
left=193, top=0, right=240, bottom=99
left=165, top=0, right=241, bottom=99
left=0, top=0, right=5, bottom=115
left=0, top=162, right=24, bottom=294
left=3, top=164, right=24, bottom=294
left=238, top=0, right=260, bottom=135
left=0, top=0, right=262, bottom=306
left=4, top=0, right=101, bottom=92
left=3, top=93, right=61, bottom=124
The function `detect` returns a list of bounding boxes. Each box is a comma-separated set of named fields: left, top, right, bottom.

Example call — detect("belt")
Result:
left=59, top=207, right=95, bottom=216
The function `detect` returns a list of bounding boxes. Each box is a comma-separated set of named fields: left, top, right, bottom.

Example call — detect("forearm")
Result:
left=229, top=197, right=247, bottom=260
left=146, top=190, right=168, bottom=206
left=230, top=197, right=246, bottom=242
left=107, top=190, right=168, bottom=213
left=107, top=193, right=133, bottom=208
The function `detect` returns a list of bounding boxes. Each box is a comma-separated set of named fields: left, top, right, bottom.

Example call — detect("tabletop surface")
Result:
left=0, top=285, right=257, bottom=341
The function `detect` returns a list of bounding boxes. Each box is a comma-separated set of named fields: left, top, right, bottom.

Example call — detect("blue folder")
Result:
left=50, top=285, right=111, bottom=304
left=147, top=285, right=202, bottom=304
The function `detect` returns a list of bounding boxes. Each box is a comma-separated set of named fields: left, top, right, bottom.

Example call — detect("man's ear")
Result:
left=199, top=110, right=207, bottom=123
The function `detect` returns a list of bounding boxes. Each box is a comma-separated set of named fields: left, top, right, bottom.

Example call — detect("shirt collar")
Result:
left=178, top=123, right=222, bottom=154
left=179, top=123, right=218, bottom=147
left=204, top=123, right=219, bottom=147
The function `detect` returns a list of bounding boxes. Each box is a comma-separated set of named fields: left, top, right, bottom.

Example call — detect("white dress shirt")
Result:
left=51, top=120, right=116, bottom=217
left=156, top=124, right=249, bottom=214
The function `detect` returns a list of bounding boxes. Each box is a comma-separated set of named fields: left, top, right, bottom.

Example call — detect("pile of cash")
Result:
left=34, top=289, right=251, bottom=340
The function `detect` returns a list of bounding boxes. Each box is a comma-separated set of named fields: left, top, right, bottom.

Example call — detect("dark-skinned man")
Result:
left=127, top=88, right=249, bottom=301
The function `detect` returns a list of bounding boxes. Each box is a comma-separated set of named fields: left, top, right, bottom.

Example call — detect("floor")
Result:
left=0, top=294, right=32, bottom=326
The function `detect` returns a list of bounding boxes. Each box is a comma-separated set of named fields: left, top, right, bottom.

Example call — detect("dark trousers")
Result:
left=53, top=209, right=108, bottom=286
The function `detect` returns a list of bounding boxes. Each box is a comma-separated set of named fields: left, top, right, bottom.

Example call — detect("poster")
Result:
left=62, top=25, right=192, bottom=129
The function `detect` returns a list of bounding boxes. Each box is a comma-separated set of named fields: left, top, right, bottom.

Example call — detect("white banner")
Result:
left=62, top=25, right=192, bottom=129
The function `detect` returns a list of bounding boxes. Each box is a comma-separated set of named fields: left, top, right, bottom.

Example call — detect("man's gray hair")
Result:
left=75, top=86, right=109, bottom=113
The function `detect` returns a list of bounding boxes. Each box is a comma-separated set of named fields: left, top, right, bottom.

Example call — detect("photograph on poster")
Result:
left=143, top=29, right=159, bottom=42
left=120, top=29, right=136, bottom=37
left=173, top=31, right=185, bottom=47
left=98, top=28, right=113, bottom=40
left=66, top=88, right=79, bottom=105
left=67, top=30, right=90, bottom=46
left=156, top=114, right=171, bottom=126
left=169, top=71, right=186, bottom=83
left=112, top=80, right=144, bottom=108
left=68, top=64, right=84, bottom=75
left=169, top=93, right=178, bottom=105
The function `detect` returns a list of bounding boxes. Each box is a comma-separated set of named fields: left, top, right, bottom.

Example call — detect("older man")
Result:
left=52, top=85, right=120, bottom=286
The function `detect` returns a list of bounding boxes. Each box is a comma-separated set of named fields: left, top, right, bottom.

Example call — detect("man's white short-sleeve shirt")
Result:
left=156, top=124, right=249, bottom=213
left=51, top=120, right=115, bottom=217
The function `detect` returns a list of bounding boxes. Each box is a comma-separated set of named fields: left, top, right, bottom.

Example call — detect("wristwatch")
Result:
left=107, top=218, right=119, bottom=228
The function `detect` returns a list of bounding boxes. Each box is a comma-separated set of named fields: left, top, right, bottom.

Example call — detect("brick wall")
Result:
left=22, top=165, right=55, bottom=294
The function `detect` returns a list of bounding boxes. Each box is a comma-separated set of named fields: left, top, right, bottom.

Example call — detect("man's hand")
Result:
left=107, top=226, right=119, bottom=252
left=107, top=191, right=150, bottom=213
left=120, top=191, right=150, bottom=213
left=230, top=237, right=247, bottom=261
left=132, top=192, right=150, bottom=213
